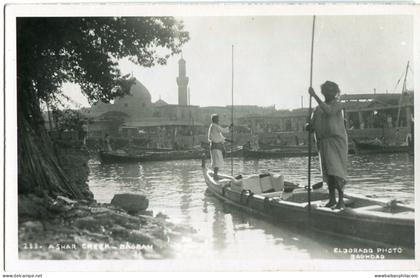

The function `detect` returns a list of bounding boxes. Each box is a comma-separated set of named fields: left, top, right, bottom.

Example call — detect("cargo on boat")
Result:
left=202, top=160, right=414, bottom=248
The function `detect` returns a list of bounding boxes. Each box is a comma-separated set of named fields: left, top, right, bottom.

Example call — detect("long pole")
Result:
left=397, top=61, right=410, bottom=128
left=188, top=88, right=195, bottom=146
left=307, top=15, right=316, bottom=212
left=231, top=45, right=234, bottom=177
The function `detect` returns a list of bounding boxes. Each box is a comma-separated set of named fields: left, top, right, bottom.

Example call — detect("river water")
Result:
left=88, top=153, right=414, bottom=263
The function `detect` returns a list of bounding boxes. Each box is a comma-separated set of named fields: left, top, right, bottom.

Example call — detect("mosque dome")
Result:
left=114, top=78, right=152, bottom=106
left=129, top=79, right=152, bottom=104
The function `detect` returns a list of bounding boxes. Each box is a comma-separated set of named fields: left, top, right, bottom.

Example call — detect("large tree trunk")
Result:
left=18, top=84, right=90, bottom=200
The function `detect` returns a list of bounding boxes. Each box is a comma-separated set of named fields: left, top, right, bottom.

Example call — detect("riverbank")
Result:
left=18, top=146, right=194, bottom=259
left=18, top=193, right=194, bottom=259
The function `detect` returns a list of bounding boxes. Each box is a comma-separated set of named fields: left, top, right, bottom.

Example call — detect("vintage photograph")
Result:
left=3, top=3, right=418, bottom=272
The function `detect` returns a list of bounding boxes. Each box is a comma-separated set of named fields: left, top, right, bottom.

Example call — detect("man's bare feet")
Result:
left=334, top=201, right=345, bottom=210
left=324, top=200, right=337, bottom=208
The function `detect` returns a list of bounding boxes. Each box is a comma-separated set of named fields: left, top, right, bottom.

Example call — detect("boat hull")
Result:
left=99, top=151, right=152, bottom=163
left=99, top=150, right=208, bottom=163
left=353, top=140, right=408, bottom=154
left=142, top=150, right=207, bottom=161
left=203, top=168, right=414, bottom=248
left=243, top=147, right=317, bottom=159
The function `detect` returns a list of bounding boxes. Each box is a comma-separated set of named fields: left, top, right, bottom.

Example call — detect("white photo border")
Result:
left=3, top=2, right=420, bottom=272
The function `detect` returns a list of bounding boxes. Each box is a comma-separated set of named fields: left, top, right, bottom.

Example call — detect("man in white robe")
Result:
left=208, top=114, right=231, bottom=180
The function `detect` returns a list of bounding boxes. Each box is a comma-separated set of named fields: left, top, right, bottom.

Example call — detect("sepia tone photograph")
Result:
left=3, top=2, right=418, bottom=273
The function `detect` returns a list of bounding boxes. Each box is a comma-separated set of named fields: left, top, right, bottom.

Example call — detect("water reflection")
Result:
left=88, top=153, right=414, bottom=260
left=205, top=192, right=414, bottom=260
left=212, top=206, right=228, bottom=252
left=179, top=166, right=192, bottom=223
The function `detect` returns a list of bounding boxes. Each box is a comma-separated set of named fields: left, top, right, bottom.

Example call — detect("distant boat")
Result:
left=99, top=148, right=207, bottom=163
left=225, top=146, right=244, bottom=158
left=200, top=143, right=244, bottom=158
left=129, top=146, right=175, bottom=152
left=243, top=145, right=317, bottom=159
left=99, top=150, right=154, bottom=163
left=202, top=160, right=414, bottom=248
left=352, top=139, right=407, bottom=154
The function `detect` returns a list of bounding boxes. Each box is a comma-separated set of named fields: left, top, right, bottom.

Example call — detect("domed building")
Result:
left=84, top=58, right=276, bottom=148
left=85, top=78, right=158, bottom=138
left=113, top=79, right=152, bottom=113
left=88, top=78, right=153, bottom=119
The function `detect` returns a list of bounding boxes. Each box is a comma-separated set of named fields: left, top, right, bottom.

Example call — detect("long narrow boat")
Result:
left=200, top=145, right=244, bottom=158
left=142, top=149, right=207, bottom=161
left=225, top=146, right=244, bottom=158
left=100, top=149, right=207, bottom=163
left=202, top=160, right=414, bottom=248
left=243, top=146, right=318, bottom=159
left=100, top=146, right=243, bottom=163
left=352, top=139, right=408, bottom=154
left=99, top=150, right=154, bottom=163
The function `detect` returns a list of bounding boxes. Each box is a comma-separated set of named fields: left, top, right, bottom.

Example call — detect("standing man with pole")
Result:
left=307, top=81, right=348, bottom=209
left=306, top=16, right=348, bottom=210
left=208, top=114, right=233, bottom=180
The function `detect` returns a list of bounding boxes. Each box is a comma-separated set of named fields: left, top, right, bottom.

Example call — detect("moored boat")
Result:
left=352, top=139, right=408, bottom=154
left=100, top=145, right=245, bottom=163
left=99, top=150, right=153, bottom=163
left=243, top=146, right=317, bottom=159
left=142, top=149, right=207, bottom=161
left=99, top=148, right=208, bottom=163
left=221, top=145, right=244, bottom=158
left=202, top=160, right=414, bottom=248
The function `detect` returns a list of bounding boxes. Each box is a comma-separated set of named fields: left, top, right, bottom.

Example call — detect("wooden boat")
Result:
left=142, top=149, right=207, bottom=161
left=100, top=145, right=245, bottom=164
left=202, top=160, right=414, bottom=248
left=352, top=139, right=408, bottom=154
left=243, top=146, right=317, bottom=159
left=99, top=150, right=154, bottom=163
left=129, top=146, right=175, bottom=152
left=200, top=144, right=244, bottom=158
left=100, top=149, right=207, bottom=163
left=222, top=145, right=244, bottom=158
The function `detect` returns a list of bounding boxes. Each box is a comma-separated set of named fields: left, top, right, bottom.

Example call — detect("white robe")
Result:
left=208, top=123, right=230, bottom=169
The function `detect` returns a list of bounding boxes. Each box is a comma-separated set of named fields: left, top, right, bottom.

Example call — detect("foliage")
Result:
left=53, top=109, right=87, bottom=133
left=17, top=17, right=189, bottom=199
left=17, top=17, right=189, bottom=107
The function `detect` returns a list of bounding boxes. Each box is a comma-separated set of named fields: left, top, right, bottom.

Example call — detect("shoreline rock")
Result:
left=18, top=147, right=193, bottom=260
left=111, top=193, right=149, bottom=214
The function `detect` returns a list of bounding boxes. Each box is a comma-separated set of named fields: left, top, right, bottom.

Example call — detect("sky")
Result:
left=62, top=15, right=413, bottom=110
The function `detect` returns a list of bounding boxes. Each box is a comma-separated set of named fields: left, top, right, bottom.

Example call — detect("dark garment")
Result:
left=210, top=142, right=225, bottom=152
left=210, top=142, right=226, bottom=157
left=311, top=100, right=348, bottom=185
left=326, top=174, right=346, bottom=191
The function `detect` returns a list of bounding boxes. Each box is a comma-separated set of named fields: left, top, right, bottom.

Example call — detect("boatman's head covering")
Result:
left=211, top=114, right=219, bottom=123
left=321, top=81, right=340, bottom=97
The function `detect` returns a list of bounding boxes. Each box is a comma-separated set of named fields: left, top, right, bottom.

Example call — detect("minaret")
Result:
left=177, top=57, right=189, bottom=106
